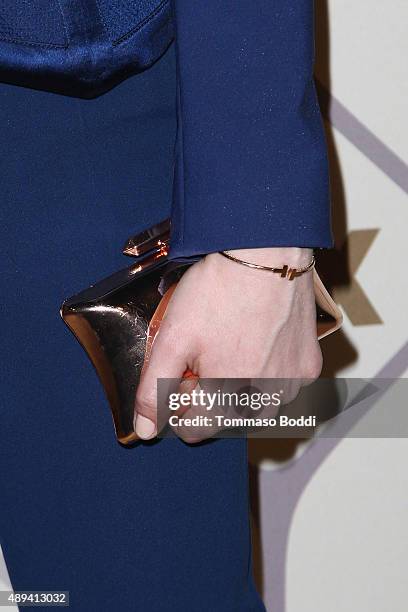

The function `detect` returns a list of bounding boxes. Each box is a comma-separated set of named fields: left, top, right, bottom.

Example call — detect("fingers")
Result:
left=134, top=326, right=189, bottom=440
left=173, top=377, right=308, bottom=444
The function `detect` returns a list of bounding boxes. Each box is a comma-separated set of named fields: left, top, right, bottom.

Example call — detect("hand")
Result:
left=134, top=247, right=323, bottom=442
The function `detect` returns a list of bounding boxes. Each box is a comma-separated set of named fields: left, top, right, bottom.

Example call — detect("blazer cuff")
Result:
left=169, top=0, right=333, bottom=259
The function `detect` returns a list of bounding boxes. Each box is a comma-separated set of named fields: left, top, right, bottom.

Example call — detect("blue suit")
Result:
left=0, top=2, right=331, bottom=610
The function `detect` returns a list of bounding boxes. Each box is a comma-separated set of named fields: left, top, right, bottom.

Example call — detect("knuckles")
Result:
left=301, top=347, right=323, bottom=381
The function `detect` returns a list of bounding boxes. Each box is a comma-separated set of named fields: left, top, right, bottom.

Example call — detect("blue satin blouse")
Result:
left=0, top=0, right=173, bottom=97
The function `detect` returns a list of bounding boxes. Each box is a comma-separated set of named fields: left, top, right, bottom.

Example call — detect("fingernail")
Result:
left=135, top=415, right=157, bottom=440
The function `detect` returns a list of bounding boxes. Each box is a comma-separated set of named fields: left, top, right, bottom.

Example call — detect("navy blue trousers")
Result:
left=0, top=48, right=264, bottom=611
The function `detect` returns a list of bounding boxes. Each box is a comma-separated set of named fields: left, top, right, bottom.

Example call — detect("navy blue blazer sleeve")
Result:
left=169, top=0, right=333, bottom=259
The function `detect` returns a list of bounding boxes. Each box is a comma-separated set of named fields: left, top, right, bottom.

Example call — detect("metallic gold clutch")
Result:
left=60, top=220, right=342, bottom=445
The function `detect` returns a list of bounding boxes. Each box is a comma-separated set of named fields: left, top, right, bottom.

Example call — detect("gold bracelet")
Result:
left=219, top=250, right=315, bottom=280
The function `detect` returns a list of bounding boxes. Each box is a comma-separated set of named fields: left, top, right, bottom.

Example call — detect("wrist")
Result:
left=204, top=248, right=315, bottom=294
left=224, top=247, right=313, bottom=268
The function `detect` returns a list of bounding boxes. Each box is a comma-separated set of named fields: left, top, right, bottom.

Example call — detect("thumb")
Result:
left=134, top=327, right=189, bottom=440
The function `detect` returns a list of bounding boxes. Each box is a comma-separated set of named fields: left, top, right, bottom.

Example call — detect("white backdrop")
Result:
left=251, top=1, right=408, bottom=610
left=1, top=2, right=407, bottom=610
